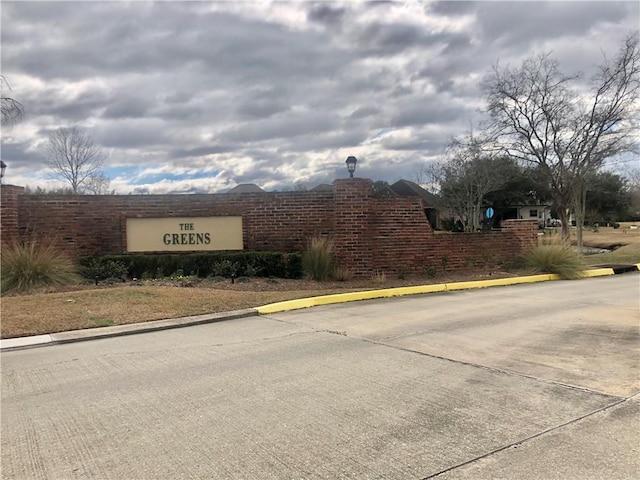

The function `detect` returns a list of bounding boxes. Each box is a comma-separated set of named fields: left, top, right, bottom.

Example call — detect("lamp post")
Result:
left=345, top=156, right=357, bottom=178
left=0, top=161, right=6, bottom=185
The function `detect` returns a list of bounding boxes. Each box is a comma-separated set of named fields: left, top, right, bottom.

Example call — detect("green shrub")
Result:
left=423, top=266, right=437, bottom=278
left=211, top=260, right=240, bottom=277
left=302, top=236, right=335, bottom=281
left=519, top=244, right=587, bottom=280
left=81, top=258, right=128, bottom=281
left=77, top=251, right=303, bottom=281
left=1, top=241, right=81, bottom=293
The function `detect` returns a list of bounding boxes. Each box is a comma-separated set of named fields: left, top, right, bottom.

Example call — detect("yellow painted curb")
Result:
left=443, top=274, right=558, bottom=291
left=256, top=284, right=447, bottom=314
left=634, top=263, right=640, bottom=271
left=256, top=268, right=620, bottom=315
left=581, top=268, right=616, bottom=277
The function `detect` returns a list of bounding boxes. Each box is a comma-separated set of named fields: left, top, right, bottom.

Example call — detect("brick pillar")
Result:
left=1, top=185, right=25, bottom=248
left=501, top=219, right=537, bottom=253
left=333, top=178, right=374, bottom=277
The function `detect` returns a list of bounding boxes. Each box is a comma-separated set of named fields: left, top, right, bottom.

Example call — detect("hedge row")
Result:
left=78, top=252, right=303, bottom=280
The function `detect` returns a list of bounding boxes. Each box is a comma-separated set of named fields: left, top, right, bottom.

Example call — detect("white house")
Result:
left=513, top=204, right=552, bottom=227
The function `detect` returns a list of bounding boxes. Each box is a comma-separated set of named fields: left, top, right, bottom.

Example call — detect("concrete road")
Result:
left=2, top=274, right=638, bottom=479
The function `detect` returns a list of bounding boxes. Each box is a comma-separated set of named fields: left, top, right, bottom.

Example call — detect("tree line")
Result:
left=417, top=34, right=639, bottom=249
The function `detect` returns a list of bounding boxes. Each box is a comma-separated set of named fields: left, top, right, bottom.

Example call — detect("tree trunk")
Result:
left=557, top=205, right=571, bottom=242
left=573, top=181, right=588, bottom=252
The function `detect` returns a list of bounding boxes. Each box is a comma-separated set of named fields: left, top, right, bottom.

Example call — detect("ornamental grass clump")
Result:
left=1, top=241, right=81, bottom=293
left=519, top=242, right=587, bottom=280
left=302, top=236, right=335, bottom=281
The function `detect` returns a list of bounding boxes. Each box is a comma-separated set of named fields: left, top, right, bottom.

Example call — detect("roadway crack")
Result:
left=421, top=394, right=637, bottom=479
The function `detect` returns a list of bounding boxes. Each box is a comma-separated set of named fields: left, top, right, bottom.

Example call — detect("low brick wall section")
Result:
left=369, top=221, right=536, bottom=276
left=0, top=185, right=25, bottom=246
left=13, top=191, right=335, bottom=257
left=1, top=179, right=537, bottom=277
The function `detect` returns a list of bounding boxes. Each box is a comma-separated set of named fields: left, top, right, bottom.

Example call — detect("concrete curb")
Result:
left=2, top=266, right=634, bottom=352
left=256, top=268, right=617, bottom=314
left=0, top=309, right=258, bottom=352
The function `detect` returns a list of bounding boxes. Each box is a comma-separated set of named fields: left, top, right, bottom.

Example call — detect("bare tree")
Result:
left=1, top=76, right=23, bottom=126
left=437, top=133, right=519, bottom=232
left=83, top=171, right=114, bottom=195
left=483, top=34, right=640, bottom=244
left=46, top=127, right=108, bottom=194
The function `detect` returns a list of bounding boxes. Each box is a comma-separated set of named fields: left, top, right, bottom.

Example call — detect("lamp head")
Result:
left=345, top=156, right=357, bottom=178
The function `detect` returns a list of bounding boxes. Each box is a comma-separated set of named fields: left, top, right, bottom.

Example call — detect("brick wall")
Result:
left=0, top=185, right=25, bottom=247
left=420, top=221, right=537, bottom=273
left=370, top=195, right=434, bottom=276
left=15, top=191, right=335, bottom=257
left=334, top=179, right=375, bottom=275
left=1, top=180, right=537, bottom=277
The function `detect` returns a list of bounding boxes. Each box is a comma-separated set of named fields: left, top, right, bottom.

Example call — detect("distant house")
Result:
left=497, top=204, right=552, bottom=227
left=227, top=183, right=265, bottom=194
left=310, top=184, right=333, bottom=192
left=387, top=179, right=439, bottom=229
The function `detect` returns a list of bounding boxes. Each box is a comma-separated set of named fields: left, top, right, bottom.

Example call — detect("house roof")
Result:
left=227, top=183, right=265, bottom=193
left=310, top=184, right=333, bottom=192
left=389, top=180, right=438, bottom=207
left=373, top=185, right=399, bottom=197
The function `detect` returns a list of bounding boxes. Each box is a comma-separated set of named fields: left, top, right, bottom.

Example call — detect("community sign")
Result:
left=126, top=217, right=243, bottom=252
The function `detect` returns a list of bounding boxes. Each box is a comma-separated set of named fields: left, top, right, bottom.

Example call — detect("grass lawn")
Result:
left=2, top=225, right=638, bottom=339
left=576, top=224, right=640, bottom=266
left=0, top=285, right=353, bottom=339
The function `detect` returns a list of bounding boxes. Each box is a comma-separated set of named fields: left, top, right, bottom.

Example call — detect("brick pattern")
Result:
left=0, top=185, right=25, bottom=247
left=333, top=179, right=375, bottom=275
left=1, top=181, right=538, bottom=277
left=16, top=191, right=335, bottom=257
left=370, top=197, right=434, bottom=276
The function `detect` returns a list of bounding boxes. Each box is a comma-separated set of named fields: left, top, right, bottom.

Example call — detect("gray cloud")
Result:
left=426, top=1, right=477, bottom=17
left=169, top=145, right=237, bottom=160
left=1, top=1, right=637, bottom=192
left=102, top=96, right=152, bottom=120
left=349, top=106, right=382, bottom=119
left=307, top=4, right=346, bottom=27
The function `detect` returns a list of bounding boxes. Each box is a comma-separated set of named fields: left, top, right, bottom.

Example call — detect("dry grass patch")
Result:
left=0, top=286, right=351, bottom=338
left=579, top=226, right=640, bottom=265
left=1, top=270, right=519, bottom=339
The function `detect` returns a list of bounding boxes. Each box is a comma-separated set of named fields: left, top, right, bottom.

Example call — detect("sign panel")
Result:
left=126, top=217, right=243, bottom=252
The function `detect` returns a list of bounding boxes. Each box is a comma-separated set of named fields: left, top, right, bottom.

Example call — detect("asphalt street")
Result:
left=1, top=274, right=638, bottom=479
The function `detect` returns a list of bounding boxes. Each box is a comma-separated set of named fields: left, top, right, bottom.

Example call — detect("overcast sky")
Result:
left=1, top=1, right=638, bottom=193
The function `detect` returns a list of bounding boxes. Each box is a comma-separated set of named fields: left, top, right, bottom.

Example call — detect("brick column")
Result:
left=333, top=178, right=374, bottom=277
left=501, top=219, right=538, bottom=253
left=1, top=185, right=25, bottom=248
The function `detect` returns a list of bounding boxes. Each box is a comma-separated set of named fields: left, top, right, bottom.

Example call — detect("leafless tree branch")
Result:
left=46, top=127, right=108, bottom=194
left=1, top=76, right=24, bottom=126
left=482, top=34, right=639, bottom=242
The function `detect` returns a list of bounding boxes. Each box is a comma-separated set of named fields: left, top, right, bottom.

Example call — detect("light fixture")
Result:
left=345, top=156, right=357, bottom=178
left=0, top=161, right=6, bottom=183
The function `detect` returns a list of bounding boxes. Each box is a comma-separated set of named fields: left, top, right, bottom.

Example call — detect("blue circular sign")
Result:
left=485, top=207, right=494, bottom=219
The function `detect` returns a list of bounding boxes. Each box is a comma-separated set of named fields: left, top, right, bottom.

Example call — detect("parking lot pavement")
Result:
left=433, top=396, right=640, bottom=480
left=0, top=320, right=620, bottom=479
left=2, top=274, right=638, bottom=479
left=270, top=274, right=640, bottom=397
